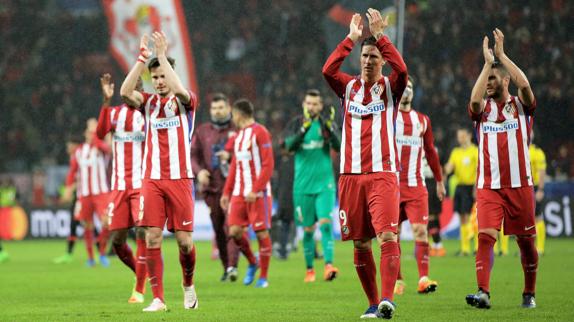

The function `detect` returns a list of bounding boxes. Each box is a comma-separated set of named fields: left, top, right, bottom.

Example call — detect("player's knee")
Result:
left=135, top=227, right=146, bottom=240
left=229, top=226, right=243, bottom=239
left=145, top=229, right=162, bottom=248
left=112, top=230, right=128, bottom=245
left=318, top=218, right=331, bottom=226
left=303, top=225, right=315, bottom=233
left=256, top=229, right=269, bottom=240
left=478, top=228, right=498, bottom=240
left=377, top=231, right=397, bottom=244
left=353, top=239, right=371, bottom=251
left=412, top=225, right=427, bottom=241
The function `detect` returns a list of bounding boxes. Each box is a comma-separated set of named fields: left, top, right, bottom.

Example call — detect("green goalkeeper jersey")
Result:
left=283, top=118, right=340, bottom=194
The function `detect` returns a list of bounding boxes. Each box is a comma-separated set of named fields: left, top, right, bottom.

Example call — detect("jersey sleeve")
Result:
left=251, top=127, right=275, bottom=193
left=422, top=116, right=443, bottom=182
left=375, top=36, right=408, bottom=101
left=65, top=151, right=79, bottom=187
left=322, top=37, right=356, bottom=98
left=96, top=106, right=115, bottom=139
left=518, top=95, right=537, bottom=116
left=181, top=89, right=199, bottom=112
left=468, top=101, right=484, bottom=122
left=222, top=155, right=236, bottom=197
left=138, top=91, right=153, bottom=111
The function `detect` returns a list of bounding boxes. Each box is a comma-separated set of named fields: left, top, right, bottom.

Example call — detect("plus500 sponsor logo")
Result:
left=483, top=120, right=519, bottom=133
left=113, top=131, right=145, bottom=142
left=152, top=117, right=181, bottom=130
left=348, top=101, right=386, bottom=115
left=396, top=135, right=422, bottom=147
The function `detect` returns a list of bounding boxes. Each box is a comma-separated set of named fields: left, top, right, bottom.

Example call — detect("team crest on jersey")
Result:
left=341, top=225, right=350, bottom=235
left=165, top=100, right=177, bottom=117
left=372, top=84, right=382, bottom=96
left=134, top=114, right=144, bottom=128
left=502, top=102, right=517, bottom=119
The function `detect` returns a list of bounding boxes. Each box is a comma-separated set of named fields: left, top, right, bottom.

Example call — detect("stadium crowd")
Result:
left=1, top=0, right=573, bottom=202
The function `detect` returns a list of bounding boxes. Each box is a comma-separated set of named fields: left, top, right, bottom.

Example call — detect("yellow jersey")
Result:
left=447, top=144, right=478, bottom=185
left=529, top=144, right=546, bottom=186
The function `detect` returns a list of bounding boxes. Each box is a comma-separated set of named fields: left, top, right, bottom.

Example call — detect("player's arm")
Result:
left=251, top=130, right=275, bottom=194
left=422, top=117, right=445, bottom=200
left=96, top=74, right=115, bottom=139
left=220, top=155, right=237, bottom=211
left=469, top=36, right=495, bottom=117
left=323, top=106, right=342, bottom=151
left=493, top=28, right=535, bottom=109
left=62, top=153, right=79, bottom=203
left=152, top=31, right=196, bottom=107
left=120, top=35, right=150, bottom=108
left=283, top=117, right=309, bottom=152
left=367, top=9, right=408, bottom=100
left=322, top=14, right=361, bottom=98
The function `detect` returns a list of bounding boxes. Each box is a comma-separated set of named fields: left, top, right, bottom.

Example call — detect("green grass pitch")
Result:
left=0, top=238, right=572, bottom=321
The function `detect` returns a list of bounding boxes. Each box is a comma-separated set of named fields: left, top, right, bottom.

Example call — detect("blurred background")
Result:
left=0, top=0, right=572, bottom=240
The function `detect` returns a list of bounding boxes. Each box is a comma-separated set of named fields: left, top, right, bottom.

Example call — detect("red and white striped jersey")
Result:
left=322, top=36, right=408, bottom=174
left=138, top=91, right=198, bottom=180
left=96, top=104, right=145, bottom=190
left=396, top=109, right=442, bottom=187
left=470, top=95, right=536, bottom=189
left=223, top=123, right=274, bottom=197
left=66, top=141, right=111, bottom=197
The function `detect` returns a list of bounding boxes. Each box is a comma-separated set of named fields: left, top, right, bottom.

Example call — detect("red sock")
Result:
left=258, top=235, right=272, bottom=279
left=476, top=233, right=496, bottom=293
left=113, top=243, right=135, bottom=272
left=179, top=246, right=196, bottom=287
left=397, top=241, right=403, bottom=280
left=235, top=234, right=257, bottom=265
left=516, top=236, right=538, bottom=295
left=380, top=241, right=400, bottom=301
left=415, top=241, right=429, bottom=278
left=98, top=226, right=110, bottom=256
left=84, top=229, right=94, bottom=260
left=146, top=248, right=164, bottom=302
left=135, top=239, right=147, bottom=294
left=354, top=248, right=379, bottom=306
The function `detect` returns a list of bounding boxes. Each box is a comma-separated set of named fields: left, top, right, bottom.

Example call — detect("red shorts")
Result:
left=138, top=179, right=195, bottom=232
left=476, top=186, right=536, bottom=236
left=108, top=189, right=141, bottom=231
left=228, top=195, right=272, bottom=231
left=399, top=185, right=429, bottom=225
left=75, top=193, right=110, bottom=222
left=338, top=172, right=400, bottom=241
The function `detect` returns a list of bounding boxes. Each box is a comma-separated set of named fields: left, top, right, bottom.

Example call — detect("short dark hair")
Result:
left=305, top=89, right=321, bottom=99
left=232, top=98, right=254, bottom=117
left=211, top=93, right=229, bottom=104
left=491, top=61, right=509, bottom=77
left=361, top=36, right=378, bottom=49
left=148, top=56, right=175, bottom=71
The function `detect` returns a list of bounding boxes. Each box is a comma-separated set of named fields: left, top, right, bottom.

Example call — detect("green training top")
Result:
left=283, top=119, right=339, bottom=194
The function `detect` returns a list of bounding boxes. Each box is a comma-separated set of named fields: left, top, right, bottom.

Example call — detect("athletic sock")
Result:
left=84, top=229, right=94, bottom=260
left=319, top=223, right=334, bottom=265
left=135, top=239, right=147, bottom=294
left=146, top=248, right=164, bottom=302
left=415, top=241, right=429, bottom=278
left=179, top=246, right=196, bottom=287
left=380, top=241, right=400, bottom=301
left=113, top=243, right=136, bottom=272
left=354, top=248, right=379, bottom=306
left=476, top=233, right=496, bottom=293
left=517, top=236, right=538, bottom=295
left=258, top=235, right=272, bottom=279
left=235, top=234, right=257, bottom=265
left=535, top=220, right=546, bottom=254
left=303, top=230, right=315, bottom=269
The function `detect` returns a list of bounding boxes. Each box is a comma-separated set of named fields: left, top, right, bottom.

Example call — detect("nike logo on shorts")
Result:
left=254, top=222, right=264, bottom=227
left=390, top=222, right=399, bottom=227
left=423, top=216, right=429, bottom=221
left=183, top=220, right=193, bottom=226
left=524, top=225, right=535, bottom=231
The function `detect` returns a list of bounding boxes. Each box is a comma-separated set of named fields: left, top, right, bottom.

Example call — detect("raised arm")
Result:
left=152, top=31, right=191, bottom=105
left=120, top=35, right=149, bottom=108
left=96, top=74, right=114, bottom=139
left=322, top=14, right=361, bottom=97
left=469, top=36, right=495, bottom=116
left=367, top=9, right=408, bottom=99
left=493, top=28, right=535, bottom=109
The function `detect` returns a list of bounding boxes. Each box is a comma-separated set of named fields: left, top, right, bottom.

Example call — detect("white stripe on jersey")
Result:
left=371, top=89, right=383, bottom=172
left=477, top=123, right=485, bottom=188
left=168, top=104, right=181, bottom=180
left=116, top=108, right=128, bottom=190
left=240, top=128, right=253, bottom=196
left=232, top=130, right=244, bottom=196
left=97, top=154, right=108, bottom=193
left=180, top=101, right=193, bottom=179
left=384, top=77, right=397, bottom=172
left=395, top=112, right=405, bottom=165
left=340, top=79, right=356, bottom=172
left=150, top=99, right=161, bottom=179
left=407, top=111, right=420, bottom=187
left=517, top=101, right=533, bottom=186
left=252, top=135, right=262, bottom=176
left=90, top=148, right=100, bottom=195
left=350, top=82, right=364, bottom=173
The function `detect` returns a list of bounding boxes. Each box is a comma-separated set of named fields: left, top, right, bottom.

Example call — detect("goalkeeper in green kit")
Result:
left=282, top=89, right=341, bottom=282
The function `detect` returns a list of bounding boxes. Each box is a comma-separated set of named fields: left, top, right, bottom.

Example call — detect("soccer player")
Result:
left=53, top=136, right=83, bottom=264
left=96, top=73, right=148, bottom=303
left=529, top=131, right=547, bottom=255
left=220, top=99, right=274, bottom=288
left=62, top=119, right=112, bottom=267
left=322, top=9, right=407, bottom=319
left=394, top=77, right=445, bottom=294
left=282, top=89, right=340, bottom=283
left=191, top=93, right=240, bottom=281
left=120, top=32, right=199, bottom=312
left=465, top=28, right=539, bottom=309
left=444, top=127, right=478, bottom=256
